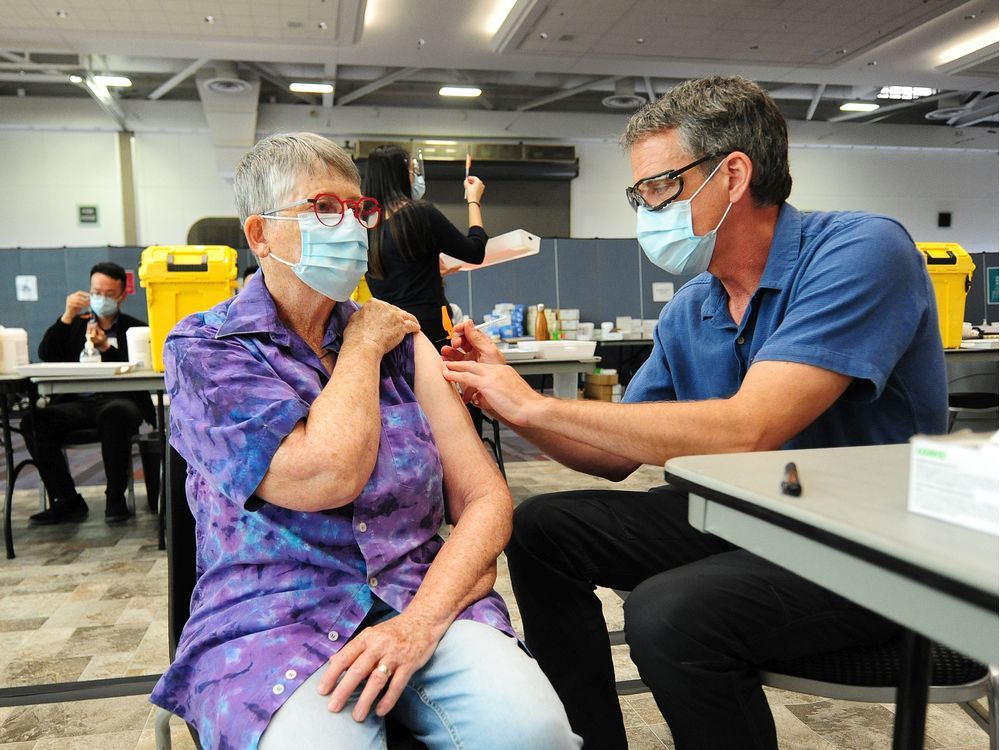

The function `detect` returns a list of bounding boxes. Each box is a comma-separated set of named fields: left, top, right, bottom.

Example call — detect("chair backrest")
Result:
left=165, top=446, right=196, bottom=660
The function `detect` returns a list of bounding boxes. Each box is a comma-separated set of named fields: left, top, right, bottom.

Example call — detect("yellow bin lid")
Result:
left=915, top=242, right=975, bottom=277
left=139, top=245, right=237, bottom=285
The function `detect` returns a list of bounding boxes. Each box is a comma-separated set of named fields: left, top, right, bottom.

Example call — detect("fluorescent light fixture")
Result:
left=877, top=86, right=936, bottom=100
left=439, top=86, right=481, bottom=98
left=485, top=0, right=518, bottom=35
left=938, top=26, right=1000, bottom=65
left=364, top=0, right=376, bottom=27
left=289, top=82, right=334, bottom=94
left=69, top=75, right=82, bottom=83
left=839, top=102, right=880, bottom=112
left=94, top=75, right=132, bottom=87
left=423, top=139, right=458, bottom=145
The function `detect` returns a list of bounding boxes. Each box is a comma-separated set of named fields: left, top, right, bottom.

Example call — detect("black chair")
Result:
left=154, top=448, right=428, bottom=750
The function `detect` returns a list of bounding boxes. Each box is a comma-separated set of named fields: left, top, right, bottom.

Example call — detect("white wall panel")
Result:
left=0, top=131, right=123, bottom=248
left=132, top=133, right=237, bottom=246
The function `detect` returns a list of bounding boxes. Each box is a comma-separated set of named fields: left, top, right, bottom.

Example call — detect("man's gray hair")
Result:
left=622, top=76, right=792, bottom=206
left=234, top=132, right=361, bottom=223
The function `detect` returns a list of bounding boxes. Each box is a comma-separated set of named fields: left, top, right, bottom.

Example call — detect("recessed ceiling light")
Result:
left=204, top=15, right=215, bottom=24
left=484, top=0, right=518, bottom=35
left=289, top=82, right=334, bottom=94
left=439, top=86, right=482, bottom=97
left=835, top=48, right=847, bottom=55
left=839, top=102, right=880, bottom=112
left=94, top=75, right=132, bottom=87
left=538, top=32, right=548, bottom=39
left=636, top=38, right=645, bottom=44
left=964, top=13, right=978, bottom=19
left=939, top=27, right=1000, bottom=65
left=55, top=9, right=68, bottom=17
left=867, top=60, right=878, bottom=66
left=69, top=75, right=82, bottom=83
left=317, top=21, right=328, bottom=29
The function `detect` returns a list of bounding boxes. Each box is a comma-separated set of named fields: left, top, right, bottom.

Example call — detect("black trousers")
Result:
left=20, top=396, right=144, bottom=504
left=505, top=486, right=900, bottom=750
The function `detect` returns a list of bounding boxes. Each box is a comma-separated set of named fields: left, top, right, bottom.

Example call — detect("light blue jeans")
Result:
left=258, top=608, right=581, bottom=750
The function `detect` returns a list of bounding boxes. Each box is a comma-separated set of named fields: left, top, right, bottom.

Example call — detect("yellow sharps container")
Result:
left=139, top=245, right=238, bottom=371
left=915, top=243, right=976, bottom=349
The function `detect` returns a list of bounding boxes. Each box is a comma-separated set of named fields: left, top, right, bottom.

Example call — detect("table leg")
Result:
left=892, top=629, right=932, bottom=750
left=551, top=372, right=580, bottom=400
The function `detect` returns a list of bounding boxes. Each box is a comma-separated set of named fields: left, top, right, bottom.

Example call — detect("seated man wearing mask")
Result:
left=22, top=261, right=154, bottom=524
left=150, top=132, right=579, bottom=750
left=442, top=76, right=946, bottom=750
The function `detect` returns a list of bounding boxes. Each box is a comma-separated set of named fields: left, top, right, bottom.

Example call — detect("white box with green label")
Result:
left=908, top=432, right=999, bottom=535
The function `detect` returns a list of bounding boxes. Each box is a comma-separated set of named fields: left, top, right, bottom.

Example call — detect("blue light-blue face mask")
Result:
left=264, top=212, right=369, bottom=301
left=411, top=174, right=426, bottom=200
left=635, top=159, right=732, bottom=276
left=89, top=294, right=119, bottom=318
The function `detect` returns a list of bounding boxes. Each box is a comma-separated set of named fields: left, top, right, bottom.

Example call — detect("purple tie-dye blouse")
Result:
left=150, top=273, right=514, bottom=750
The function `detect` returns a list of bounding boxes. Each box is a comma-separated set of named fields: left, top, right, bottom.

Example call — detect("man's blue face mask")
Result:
left=635, top=158, right=732, bottom=276
left=89, top=294, right=119, bottom=318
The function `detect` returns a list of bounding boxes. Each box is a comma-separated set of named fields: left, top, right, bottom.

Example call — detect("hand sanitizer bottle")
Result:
left=79, top=336, right=100, bottom=363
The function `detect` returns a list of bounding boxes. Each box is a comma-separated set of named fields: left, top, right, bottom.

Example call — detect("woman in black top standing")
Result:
left=363, top=144, right=487, bottom=346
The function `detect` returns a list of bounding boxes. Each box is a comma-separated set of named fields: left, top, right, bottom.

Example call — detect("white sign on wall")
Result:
left=15, top=275, right=38, bottom=301
left=652, top=282, right=674, bottom=302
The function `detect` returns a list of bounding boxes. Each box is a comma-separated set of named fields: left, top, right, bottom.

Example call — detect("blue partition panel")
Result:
left=555, top=238, right=642, bottom=324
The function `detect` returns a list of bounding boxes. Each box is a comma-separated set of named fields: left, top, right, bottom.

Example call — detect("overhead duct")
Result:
left=201, top=61, right=252, bottom=95
left=196, top=62, right=260, bottom=180
left=355, top=140, right=578, bottom=181
left=602, top=78, right=646, bottom=110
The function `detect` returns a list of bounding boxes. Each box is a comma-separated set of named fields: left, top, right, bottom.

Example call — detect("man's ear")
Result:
left=244, top=215, right=269, bottom=259
left=725, top=152, right=754, bottom=204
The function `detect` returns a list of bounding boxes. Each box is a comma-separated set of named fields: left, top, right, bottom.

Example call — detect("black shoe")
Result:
left=30, top=495, right=89, bottom=525
left=104, top=496, right=132, bottom=525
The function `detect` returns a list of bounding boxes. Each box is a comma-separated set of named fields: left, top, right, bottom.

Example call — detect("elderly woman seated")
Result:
left=150, top=133, right=580, bottom=750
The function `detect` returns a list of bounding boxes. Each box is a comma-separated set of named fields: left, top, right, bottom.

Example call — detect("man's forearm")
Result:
left=524, top=396, right=758, bottom=468
left=509, top=420, right=640, bottom=480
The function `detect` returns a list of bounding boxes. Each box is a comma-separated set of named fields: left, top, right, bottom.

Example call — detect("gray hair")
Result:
left=234, top=132, right=361, bottom=222
left=621, top=76, right=792, bottom=206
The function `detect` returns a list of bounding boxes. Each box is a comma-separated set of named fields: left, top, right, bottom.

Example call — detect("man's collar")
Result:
left=757, top=203, right=801, bottom=291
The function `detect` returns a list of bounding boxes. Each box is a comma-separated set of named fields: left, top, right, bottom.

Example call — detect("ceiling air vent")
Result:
left=602, top=78, right=646, bottom=110
left=202, top=61, right=252, bottom=95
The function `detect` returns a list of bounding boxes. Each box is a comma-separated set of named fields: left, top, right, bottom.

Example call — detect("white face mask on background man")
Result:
left=635, top=159, right=733, bottom=276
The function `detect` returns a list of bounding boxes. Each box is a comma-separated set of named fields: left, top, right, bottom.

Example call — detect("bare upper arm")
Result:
left=412, top=333, right=508, bottom=522
left=733, top=359, right=852, bottom=450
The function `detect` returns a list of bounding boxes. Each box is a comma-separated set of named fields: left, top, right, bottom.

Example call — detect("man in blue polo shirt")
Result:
left=442, top=75, right=946, bottom=750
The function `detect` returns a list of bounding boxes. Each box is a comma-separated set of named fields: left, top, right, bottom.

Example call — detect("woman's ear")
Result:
left=244, top=215, right=269, bottom=259
left=725, top=152, right=754, bottom=204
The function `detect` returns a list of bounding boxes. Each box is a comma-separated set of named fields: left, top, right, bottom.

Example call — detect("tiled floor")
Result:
left=0, top=444, right=990, bottom=749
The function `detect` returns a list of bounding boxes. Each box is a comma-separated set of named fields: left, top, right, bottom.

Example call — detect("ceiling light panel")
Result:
left=509, top=0, right=966, bottom=67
